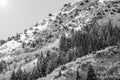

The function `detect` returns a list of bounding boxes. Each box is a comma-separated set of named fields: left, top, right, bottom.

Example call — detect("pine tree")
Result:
left=86, top=65, right=97, bottom=80
left=21, top=70, right=28, bottom=80
left=37, top=54, right=44, bottom=77
left=15, top=68, right=23, bottom=80
left=0, top=60, right=6, bottom=73
left=47, top=54, right=57, bottom=74
left=31, top=66, right=40, bottom=79
left=0, top=40, right=6, bottom=46
left=67, top=48, right=76, bottom=62
left=37, top=53, right=48, bottom=77
left=10, top=71, right=16, bottom=80
left=65, top=38, right=72, bottom=51
left=59, top=33, right=67, bottom=51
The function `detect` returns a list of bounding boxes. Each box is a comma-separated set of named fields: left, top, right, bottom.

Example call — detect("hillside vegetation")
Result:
left=0, top=0, right=120, bottom=80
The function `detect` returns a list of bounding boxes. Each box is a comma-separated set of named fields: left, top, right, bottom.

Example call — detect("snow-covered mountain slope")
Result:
left=0, top=0, right=120, bottom=80
left=0, top=0, right=120, bottom=55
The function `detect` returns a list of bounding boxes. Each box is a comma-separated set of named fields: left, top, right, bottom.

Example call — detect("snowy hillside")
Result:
left=0, top=0, right=120, bottom=55
left=0, top=0, right=120, bottom=80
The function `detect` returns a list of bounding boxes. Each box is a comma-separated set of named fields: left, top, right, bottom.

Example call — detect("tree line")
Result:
left=60, top=20, right=120, bottom=58
left=10, top=20, right=120, bottom=80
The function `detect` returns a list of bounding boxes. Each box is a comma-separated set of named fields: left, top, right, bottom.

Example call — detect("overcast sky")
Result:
left=0, top=0, right=74, bottom=40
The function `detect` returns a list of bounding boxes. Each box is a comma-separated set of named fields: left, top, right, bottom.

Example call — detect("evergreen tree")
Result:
left=0, top=60, right=6, bottom=73
left=15, top=68, right=23, bottom=80
left=31, top=66, right=40, bottom=79
left=65, top=38, right=72, bottom=51
left=46, top=53, right=58, bottom=74
left=26, top=72, right=32, bottom=80
left=10, top=71, right=16, bottom=80
left=0, top=40, right=6, bottom=46
left=86, top=65, right=97, bottom=80
left=37, top=53, right=48, bottom=77
left=58, top=50, right=70, bottom=65
left=7, top=37, right=12, bottom=41
left=59, top=33, right=67, bottom=51
left=67, top=48, right=77, bottom=61
left=21, top=70, right=28, bottom=80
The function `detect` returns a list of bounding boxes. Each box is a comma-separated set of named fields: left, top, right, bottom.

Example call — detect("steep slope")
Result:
left=0, top=0, right=120, bottom=80
left=38, top=46, right=120, bottom=80
left=1, top=0, right=120, bottom=55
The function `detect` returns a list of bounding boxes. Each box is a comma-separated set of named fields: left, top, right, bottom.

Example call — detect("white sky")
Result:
left=0, top=0, right=74, bottom=40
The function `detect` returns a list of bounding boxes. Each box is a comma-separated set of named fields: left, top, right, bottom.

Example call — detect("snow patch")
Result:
left=0, top=40, right=21, bottom=54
